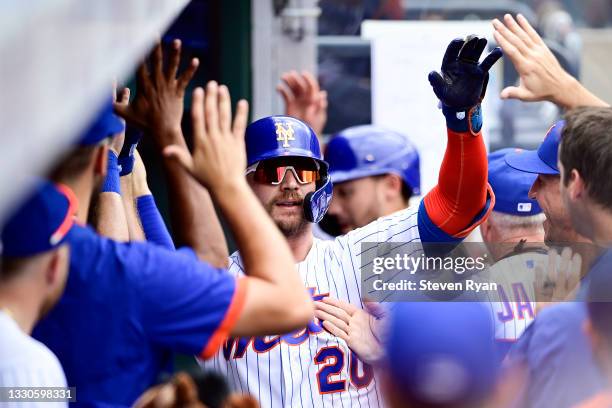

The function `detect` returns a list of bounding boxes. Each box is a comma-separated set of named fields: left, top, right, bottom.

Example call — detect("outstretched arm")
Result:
left=115, top=39, right=229, bottom=266
left=132, top=150, right=175, bottom=250
left=492, top=14, right=609, bottom=109
left=94, top=87, right=130, bottom=241
left=421, top=36, right=502, bottom=240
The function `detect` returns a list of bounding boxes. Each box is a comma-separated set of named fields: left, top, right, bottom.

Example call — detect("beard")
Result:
left=264, top=191, right=310, bottom=238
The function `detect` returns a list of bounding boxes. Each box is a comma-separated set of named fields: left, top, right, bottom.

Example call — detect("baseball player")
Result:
left=197, top=35, right=502, bottom=407
left=480, top=148, right=547, bottom=356
left=503, top=118, right=606, bottom=408
left=0, top=182, right=75, bottom=398
left=276, top=72, right=420, bottom=239
left=324, top=126, right=420, bottom=236
left=33, top=84, right=314, bottom=405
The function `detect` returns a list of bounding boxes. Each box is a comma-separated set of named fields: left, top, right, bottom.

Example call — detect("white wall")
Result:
left=0, top=0, right=189, bottom=221
left=251, top=0, right=319, bottom=121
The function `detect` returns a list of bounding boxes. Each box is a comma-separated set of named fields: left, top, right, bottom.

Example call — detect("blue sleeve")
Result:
left=130, top=246, right=246, bottom=359
left=509, top=304, right=604, bottom=408
left=136, top=194, right=175, bottom=250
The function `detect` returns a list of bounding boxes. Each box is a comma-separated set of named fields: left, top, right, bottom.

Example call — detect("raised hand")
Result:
left=429, top=36, right=503, bottom=111
left=534, top=247, right=581, bottom=312
left=492, top=14, right=608, bottom=109
left=163, top=81, right=249, bottom=194
left=114, top=39, right=199, bottom=146
left=133, top=372, right=204, bottom=408
left=109, top=82, right=130, bottom=156
left=277, top=70, right=328, bottom=136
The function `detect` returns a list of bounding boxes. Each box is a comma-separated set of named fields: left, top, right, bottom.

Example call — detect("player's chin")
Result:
left=272, top=210, right=303, bottom=225
left=271, top=203, right=304, bottom=222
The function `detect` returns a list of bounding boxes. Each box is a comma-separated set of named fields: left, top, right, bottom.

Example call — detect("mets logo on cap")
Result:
left=275, top=121, right=295, bottom=148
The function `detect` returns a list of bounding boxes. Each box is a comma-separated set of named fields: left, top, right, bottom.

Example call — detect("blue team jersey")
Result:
left=33, top=225, right=246, bottom=407
left=508, top=249, right=612, bottom=408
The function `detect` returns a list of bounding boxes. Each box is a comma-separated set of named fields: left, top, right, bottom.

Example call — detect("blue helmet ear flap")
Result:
left=303, top=178, right=333, bottom=223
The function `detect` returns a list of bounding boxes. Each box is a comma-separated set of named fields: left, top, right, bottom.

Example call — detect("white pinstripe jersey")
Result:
left=0, top=311, right=68, bottom=408
left=485, top=251, right=548, bottom=341
left=200, top=206, right=422, bottom=408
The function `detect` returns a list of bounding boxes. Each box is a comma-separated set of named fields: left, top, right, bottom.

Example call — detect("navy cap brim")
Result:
left=504, top=150, right=559, bottom=175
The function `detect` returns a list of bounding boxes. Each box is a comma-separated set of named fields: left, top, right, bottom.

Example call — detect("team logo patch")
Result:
left=517, top=202, right=532, bottom=212
left=275, top=121, right=295, bottom=147
left=468, top=104, right=483, bottom=135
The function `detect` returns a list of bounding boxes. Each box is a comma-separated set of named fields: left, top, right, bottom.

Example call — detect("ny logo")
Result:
left=275, top=122, right=295, bottom=147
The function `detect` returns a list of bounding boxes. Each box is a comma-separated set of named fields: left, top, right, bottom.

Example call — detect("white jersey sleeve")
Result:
left=0, top=312, right=68, bottom=408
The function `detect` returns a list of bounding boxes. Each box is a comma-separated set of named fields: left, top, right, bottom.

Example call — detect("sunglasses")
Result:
left=246, top=158, right=321, bottom=185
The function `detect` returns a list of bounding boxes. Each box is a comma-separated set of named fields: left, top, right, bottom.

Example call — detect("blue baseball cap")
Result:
left=325, top=125, right=421, bottom=195
left=505, top=120, right=565, bottom=175
left=1, top=181, right=77, bottom=258
left=385, top=302, right=499, bottom=406
left=78, top=99, right=125, bottom=146
left=488, top=148, right=541, bottom=216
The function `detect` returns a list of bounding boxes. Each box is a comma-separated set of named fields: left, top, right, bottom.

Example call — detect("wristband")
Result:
left=102, top=151, right=121, bottom=194
left=441, top=103, right=482, bottom=135
left=118, top=128, right=143, bottom=176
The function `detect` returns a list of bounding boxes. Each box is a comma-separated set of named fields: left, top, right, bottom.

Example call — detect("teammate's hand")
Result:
left=314, top=297, right=387, bottom=365
left=133, top=372, right=204, bottom=408
left=131, top=150, right=151, bottom=197
left=534, top=247, right=581, bottom=312
left=277, top=70, right=328, bottom=136
left=492, top=14, right=576, bottom=107
left=108, top=82, right=129, bottom=156
left=114, top=39, right=199, bottom=146
left=428, top=35, right=502, bottom=111
left=163, top=81, right=249, bottom=194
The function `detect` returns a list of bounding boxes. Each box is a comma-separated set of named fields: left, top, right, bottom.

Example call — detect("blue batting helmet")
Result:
left=324, top=125, right=421, bottom=196
left=245, top=116, right=332, bottom=223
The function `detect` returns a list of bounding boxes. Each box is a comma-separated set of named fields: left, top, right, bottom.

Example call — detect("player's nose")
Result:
left=280, top=168, right=299, bottom=190
left=528, top=175, right=540, bottom=200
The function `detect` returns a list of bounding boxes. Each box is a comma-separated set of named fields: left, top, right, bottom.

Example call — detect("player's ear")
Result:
left=93, top=142, right=110, bottom=179
left=383, top=174, right=403, bottom=200
left=45, top=248, right=62, bottom=286
left=480, top=218, right=492, bottom=242
left=568, top=169, right=585, bottom=200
